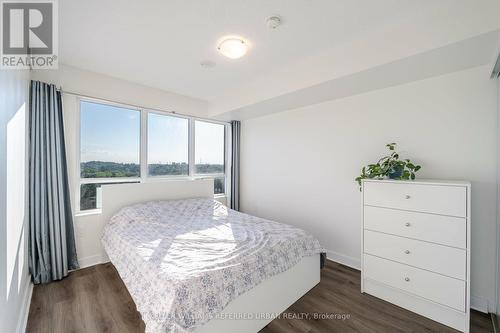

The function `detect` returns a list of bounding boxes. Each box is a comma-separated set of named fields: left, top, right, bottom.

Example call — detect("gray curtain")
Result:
left=28, top=80, right=78, bottom=284
left=230, top=121, right=240, bottom=211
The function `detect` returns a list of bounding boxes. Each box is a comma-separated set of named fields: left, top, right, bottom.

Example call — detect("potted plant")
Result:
left=355, top=143, right=421, bottom=190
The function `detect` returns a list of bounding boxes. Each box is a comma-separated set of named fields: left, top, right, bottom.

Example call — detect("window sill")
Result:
left=75, top=209, right=102, bottom=217
left=75, top=195, right=227, bottom=217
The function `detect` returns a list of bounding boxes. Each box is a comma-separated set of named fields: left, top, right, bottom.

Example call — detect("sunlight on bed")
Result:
left=162, top=222, right=240, bottom=274
left=212, top=203, right=229, bottom=219
left=137, top=238, right=162, bottom=261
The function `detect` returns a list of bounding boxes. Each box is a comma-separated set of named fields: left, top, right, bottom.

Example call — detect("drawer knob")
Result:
left=405, top=222, right=411, bottom=227
left=405, top=195, right=411, bottom=199
left=404, top=250, right=410, bottom=254
left=404, top=277, right=410, bottom=282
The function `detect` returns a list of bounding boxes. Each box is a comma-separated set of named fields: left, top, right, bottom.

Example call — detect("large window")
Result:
left=148, top=113, right=189, bottom=176
left=78, top=99, right=228, bottom=211
left=195, top=120, right=225, bottom=194
left=80, top=101, right=141, bottom=210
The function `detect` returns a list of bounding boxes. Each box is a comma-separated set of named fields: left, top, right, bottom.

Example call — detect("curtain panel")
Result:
left=28, top=80, right=78, bottom=284
left=230, top=120, right=240, bottom=211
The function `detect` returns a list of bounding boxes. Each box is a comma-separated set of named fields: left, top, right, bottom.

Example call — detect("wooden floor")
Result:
left=27, top=261, right=493, bottom=333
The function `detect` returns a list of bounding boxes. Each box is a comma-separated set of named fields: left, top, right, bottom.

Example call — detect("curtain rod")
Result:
left=56, top=87, right=229, bottom=124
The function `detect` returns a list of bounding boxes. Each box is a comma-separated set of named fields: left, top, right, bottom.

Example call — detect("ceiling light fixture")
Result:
left=217, top=37, right=248, bottom=59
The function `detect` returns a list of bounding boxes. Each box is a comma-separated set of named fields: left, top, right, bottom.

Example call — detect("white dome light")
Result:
left=217, top=38, right=248, bottom=59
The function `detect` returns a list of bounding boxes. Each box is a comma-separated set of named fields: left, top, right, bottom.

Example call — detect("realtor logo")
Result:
left=1, top=0, right=58, bottom=69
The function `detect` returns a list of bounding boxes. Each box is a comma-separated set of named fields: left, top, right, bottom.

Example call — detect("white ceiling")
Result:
left=59, top=1, right=500, bottom=114
left=217, top=31, right=500, bottom=120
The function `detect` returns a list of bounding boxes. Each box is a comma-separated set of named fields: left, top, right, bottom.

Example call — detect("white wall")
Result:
left=31, top=64, right=209, bottom=118
left=497, top=75, right=500, bottom=316
left=240, top=65, right=498, bottom=312
left=0, top=69, right=31, bottom=332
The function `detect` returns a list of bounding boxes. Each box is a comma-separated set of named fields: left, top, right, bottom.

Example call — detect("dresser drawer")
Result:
left=364, top=254, right=465, bottom=311
left=364, top=206, right=466, bottom=248
left=363, top=182, right=467, bottom=217
left=364, top=230, right=466, bottom=279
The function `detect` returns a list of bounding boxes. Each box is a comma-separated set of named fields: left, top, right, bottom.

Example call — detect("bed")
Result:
left=100, top=179, right=322, bottom=333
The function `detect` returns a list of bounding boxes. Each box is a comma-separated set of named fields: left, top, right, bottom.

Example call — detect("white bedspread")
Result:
left=102, top=198, right=322, bottom=333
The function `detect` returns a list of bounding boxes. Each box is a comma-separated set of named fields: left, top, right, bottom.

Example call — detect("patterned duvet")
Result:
left=102, top=198, right=322, bottom=333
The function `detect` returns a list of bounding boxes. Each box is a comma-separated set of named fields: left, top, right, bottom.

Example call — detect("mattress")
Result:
left=101, top=198, right=322, bottom=333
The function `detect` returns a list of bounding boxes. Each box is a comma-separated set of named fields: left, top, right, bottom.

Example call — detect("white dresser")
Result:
left=361, top=179, right=471, bottom=332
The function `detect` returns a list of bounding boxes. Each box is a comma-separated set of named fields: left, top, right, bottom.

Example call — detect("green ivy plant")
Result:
left=355, top=143, right=421, bottom=190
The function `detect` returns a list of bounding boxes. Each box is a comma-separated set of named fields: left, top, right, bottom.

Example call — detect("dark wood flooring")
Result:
left=27, top=260, right=493, bottom=333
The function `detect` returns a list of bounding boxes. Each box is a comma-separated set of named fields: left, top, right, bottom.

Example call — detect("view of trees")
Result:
left=149, top=162, right=188, bottom=176
left=81, top=161, right=140, bottom=178
left=80, top=183, right=98, bottom=211
left=81, top=161, right=224, bottom=178
left=213, top=177, right=225, bottom=195
left=80, top=161, right=225, bottom=210
left=194, top=164, right=224, bottom=174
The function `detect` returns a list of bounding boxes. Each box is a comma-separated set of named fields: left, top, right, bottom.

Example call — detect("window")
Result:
left=80, top=101, right=141, bottom=177
left=80, top=101, right=141, bottom=210
left=194, top=121, right=225, bottom=174
left=148, top=113, right=189, bottom=176
left=80, top=181, right=139, bottom=211
left=195, top=120, right=225, bottom=194
left=80, top=183, right=101, bottom=211
left=78, top=99, right=229, bottom=211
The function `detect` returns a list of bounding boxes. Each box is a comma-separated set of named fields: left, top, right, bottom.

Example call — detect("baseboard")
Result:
left=326, top=250, right=361, bottom=270
left=470, top=295, right=492, bottom=313
left=15, top=253, right=111, bottom=332
left=492, top=313, right=499, bottom=333
left=16, top=278, right=33, bottom=333
left=77, top=253, right=110, bottom=269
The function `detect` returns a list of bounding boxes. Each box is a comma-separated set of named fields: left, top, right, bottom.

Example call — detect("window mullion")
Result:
left=140, top=109, right=148, bottom=181
left=76, top=97, right=82, bottom=211
left=188, top=118, right=195, bottom=177
left=225, top=123, right=231, bottom=199
left=80, top=177, right=141, bottom=184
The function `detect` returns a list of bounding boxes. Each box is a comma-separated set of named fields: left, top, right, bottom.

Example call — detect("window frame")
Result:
left=76, top=96, right=231, bottom=214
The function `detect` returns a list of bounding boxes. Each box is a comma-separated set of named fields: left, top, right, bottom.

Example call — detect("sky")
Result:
left=147, top=112, right=188, bottom=164
left=80, top=101, right=224, bottom=164
left=195, top=120, right=224, bottom=165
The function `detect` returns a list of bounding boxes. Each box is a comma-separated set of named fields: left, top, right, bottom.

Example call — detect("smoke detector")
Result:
left=266, top=16, right=282, bottom=29
left=200, top=60, right=216, bottom=69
